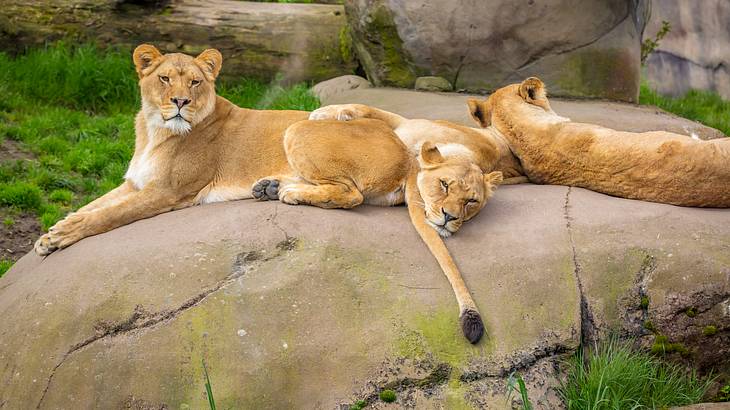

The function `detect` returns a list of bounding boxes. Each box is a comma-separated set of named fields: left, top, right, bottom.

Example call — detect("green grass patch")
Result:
left=0, top=259, right=13, bottom=277
left=0, top=42, right=319, bottom=232
left=559, top=338, right=712, bottom=409
left=640, top=82, right=730, bottom=137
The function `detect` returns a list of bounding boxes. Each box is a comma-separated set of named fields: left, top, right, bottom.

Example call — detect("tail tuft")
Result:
left=460, top=309, right=485, bottom=344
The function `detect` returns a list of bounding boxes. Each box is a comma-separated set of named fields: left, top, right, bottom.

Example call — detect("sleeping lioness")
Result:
left=467, top=77, right=730, bottom=207
left=252, top=119, right=504, bottom=342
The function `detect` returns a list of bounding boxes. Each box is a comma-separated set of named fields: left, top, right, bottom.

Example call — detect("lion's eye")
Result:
left=440, top=180, right=449, bottom=193
left=191, top=79, right=201, bottom=86
left=159, top=75, right=170, bottom=83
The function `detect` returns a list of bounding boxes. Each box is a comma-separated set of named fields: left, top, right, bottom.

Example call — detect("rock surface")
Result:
left=313, top=76, right=727, bottom=139
left=0, top=0, right=353, bottom=83
left=3, top=83, right=729, bottom=408
left=344, top=0, right=649, bottom=101
left=645, top=0, right=730, bottom=99
left=414, top=76, right=452, bottom=92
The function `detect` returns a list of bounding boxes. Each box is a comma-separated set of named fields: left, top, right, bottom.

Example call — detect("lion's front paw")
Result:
left=252, top=179, right=280, bottom=201
left=278, top=186, right=302, bottom=205
left=308, top=105, right=359, bottom=122
left=34, top=234, right=56, bottom=256
left=34, top=213, right=88, bottom=255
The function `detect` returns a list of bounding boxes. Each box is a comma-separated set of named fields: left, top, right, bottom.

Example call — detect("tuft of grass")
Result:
left=507, top=372, right=533, bottom=410
left=349, top=399, right=367, bottom=410
left=559, top=338, right=712, bottom=409
left=640, top=82, right=730, bottom=137
left=202, top=360, right=216, bottom=410
left=702, top=326, right=718, bottom=337
left=0, top=42, right=320, bottom=232
left=379, top=389, right=396, bottom=403
left=0, top=259, right=12, bottom=277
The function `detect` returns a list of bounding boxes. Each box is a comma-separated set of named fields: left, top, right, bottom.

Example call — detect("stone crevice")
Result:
left=35, top=248, right=278, bottom=409
left=563, top=186, right=597, bottom=345
left=650, top=49, right=727, bottom=73
left=460, top=340, right=573, bottom=382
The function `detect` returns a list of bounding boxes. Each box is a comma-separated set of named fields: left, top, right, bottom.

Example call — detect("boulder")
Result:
left=645, top=0, right=730, bottom=99
left=414, top=76, right=452, bottom=92
left=0, top=0, right=354, bottom=83
left=344, top=0, right=650, bottom=101
left=2, top=189, right=728, bottom=408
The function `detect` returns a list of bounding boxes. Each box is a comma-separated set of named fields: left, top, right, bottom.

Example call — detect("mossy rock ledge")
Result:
left=2, top=185, right=728, bottom=408
left=344, top=0, right=649, bottom=101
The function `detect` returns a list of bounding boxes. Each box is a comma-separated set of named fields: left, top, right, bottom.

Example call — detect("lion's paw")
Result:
left=309, top=105, right=357, bottom=122
left=278, top=186, right=302, bottom=205
left=34, top=213, right=88, bottom=255
left=252, top=179, right=280, bottom=201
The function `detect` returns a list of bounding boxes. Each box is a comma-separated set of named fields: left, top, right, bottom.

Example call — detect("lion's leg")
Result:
left=309, top=104, right=406, bottom=129
left=278, top=181, right=364, bottom=209
left=76, top=181, right=136, bottom=213
left=405, top=172, right=484, bottom=344
left=499, top=176, right=529, bottom=185
left=35, top=188, right=184, bottom=255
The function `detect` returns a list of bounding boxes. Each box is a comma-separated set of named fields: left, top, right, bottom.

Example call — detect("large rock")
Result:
left=344, top=0, right=649, bottom=101
left=2, top=187, right=729, bottom=408
left=0, top=0, right=353, bottom=83
left=645, top=0, right=730, bottom=99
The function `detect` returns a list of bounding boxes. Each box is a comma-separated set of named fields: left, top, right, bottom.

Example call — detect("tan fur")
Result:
left=252, top=118, right=503, bottom=342
left=467, top=77, right=730, bottom=207
left=35, top=45, right=310, bottom=255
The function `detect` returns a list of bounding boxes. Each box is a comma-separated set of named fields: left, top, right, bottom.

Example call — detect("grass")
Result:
left=0, top=42, right=318, bottom=231
left=507, top=372, right=533, bottom=410
left=559, top=338, right=713, bottom=409
left=640, top=82, right=730, bottom=136
left=0, top=259, right=12, bottom=278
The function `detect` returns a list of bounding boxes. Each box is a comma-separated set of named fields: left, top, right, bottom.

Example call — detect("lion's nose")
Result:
left=442, top=209, right=458, bottom=223
left=171, top=97, right=191, bottom=109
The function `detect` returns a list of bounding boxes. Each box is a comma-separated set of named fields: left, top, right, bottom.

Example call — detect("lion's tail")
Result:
left=404, top=170, right=485, bottom=344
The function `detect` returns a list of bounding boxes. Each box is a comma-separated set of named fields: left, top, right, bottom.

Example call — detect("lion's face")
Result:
left=133, top=44, right=223, bottom=135
left=416, top=142, right=502, bottom=237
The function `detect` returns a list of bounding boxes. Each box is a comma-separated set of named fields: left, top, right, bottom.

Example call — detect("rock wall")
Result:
left=344, top=0, right=650, bottom=102
left=645, top=0, right=730, bottom=99
left=0, top=0, right=354, bottom=83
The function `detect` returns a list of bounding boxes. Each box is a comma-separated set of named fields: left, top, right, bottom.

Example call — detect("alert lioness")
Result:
left=34, top=44, right=312, bottom=255
left=467, top=77, right=730, bottom=207
left=252, top=119, right=504, bottom=342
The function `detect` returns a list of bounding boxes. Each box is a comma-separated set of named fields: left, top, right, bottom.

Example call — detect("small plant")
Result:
left=717, top=384, right=730, bottom=402
left=559, top=338, right=712, bottom=409
left=2, top=216, right=14, bottom=227
left=202, top=360, right=216, bottom=410
left=507, top=372, right=533, bottom=410
left=702, top=325, right=718, bottom=337
left=640, top=295, right=649, bottom=309
left=0, top=259, right=13, bottom=277
left=641, top=20, right=671, bottom=65
left=685, top=307, right=697, bottom=318
left=349, top=399, right=367, bottom=410
left=651, top=334, right=690, bottom=356
left=379, top=389, right=396, bottom=403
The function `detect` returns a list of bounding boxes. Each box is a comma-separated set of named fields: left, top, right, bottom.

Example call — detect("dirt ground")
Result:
left=1, top=139, right=41, bottom=262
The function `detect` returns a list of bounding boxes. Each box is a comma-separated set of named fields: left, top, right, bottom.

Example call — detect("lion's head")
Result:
left=416, top=141, right=502, bottom=237
left=133, top=44, right=223, bottom=135
left=466, top=77, right=557, bottom=129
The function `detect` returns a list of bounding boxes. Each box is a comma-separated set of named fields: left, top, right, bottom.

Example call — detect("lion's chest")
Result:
left=125, top=143, right=159, bottom=190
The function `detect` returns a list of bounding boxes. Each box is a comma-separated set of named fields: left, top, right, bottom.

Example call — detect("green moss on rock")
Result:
left=702, top=325, right=718, bottom=337
left=379, top=389, right=396, bottom=402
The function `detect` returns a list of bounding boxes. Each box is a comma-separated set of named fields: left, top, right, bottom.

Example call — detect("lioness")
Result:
left=34, top=44, right=310, bottom=255
left=467, top=77, right=730, bottom=207
left=252, top=119, right=503, bottom=342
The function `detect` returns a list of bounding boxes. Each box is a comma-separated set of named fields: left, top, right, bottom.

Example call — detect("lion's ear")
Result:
left=518, top=77, right=546, bottom=102
left=419, top=141, right=444, bottom=167
left=195, top=49, right=223, bottom=81
left=133, top=44, right=163, bottom=79
left=467, top=98, right=490, bottom=128
left=484, top=171, right=503, bottom=186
